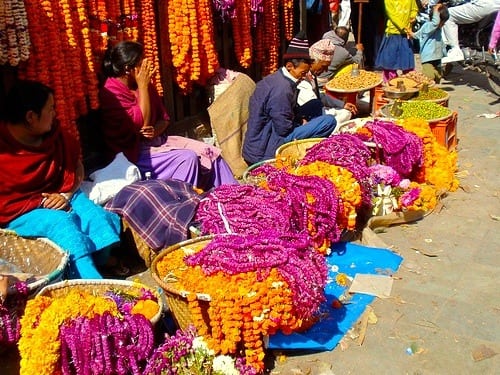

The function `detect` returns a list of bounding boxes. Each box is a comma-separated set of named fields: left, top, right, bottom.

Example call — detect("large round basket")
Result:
left=37, top=279, right=165, bottom=325
left=275, top=138, right=325, bottom=167
left=151, top=236, right=214, bottom=330
left=241, top=158, right=276, bottom=184
left=0, top=229, right=68, bottom=296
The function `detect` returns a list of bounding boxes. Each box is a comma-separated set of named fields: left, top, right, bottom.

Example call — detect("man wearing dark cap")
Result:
left=242, top=32, right=337, bottom=166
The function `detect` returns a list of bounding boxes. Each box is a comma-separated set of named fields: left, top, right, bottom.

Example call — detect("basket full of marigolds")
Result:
left=151, top=232, right=330, bottom=372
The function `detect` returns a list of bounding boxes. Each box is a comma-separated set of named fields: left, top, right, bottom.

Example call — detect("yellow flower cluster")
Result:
left=18, top=290, right=119, bottom=375
left=405, top=182, right=438, bottom=211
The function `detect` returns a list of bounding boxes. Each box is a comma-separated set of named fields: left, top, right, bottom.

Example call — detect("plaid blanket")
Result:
left=106, top=180, right=202, bottom=251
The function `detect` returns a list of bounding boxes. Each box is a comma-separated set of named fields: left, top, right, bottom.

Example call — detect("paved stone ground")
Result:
left=1, top=65, right=498, bottom=374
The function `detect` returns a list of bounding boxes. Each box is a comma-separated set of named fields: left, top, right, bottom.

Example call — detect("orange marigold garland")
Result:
left=397, top=118, right=459, bottom=192
left=138, top=0, right=162, bottom=94
left=231, top=0, right=253, bottom=68
left=281, top=0, right=295, bottom=41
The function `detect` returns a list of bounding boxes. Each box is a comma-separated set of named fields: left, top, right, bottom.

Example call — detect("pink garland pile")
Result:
left=0, top=281, right=28, bottom=348
left=185, top=231, right=328, bottom=318
left=364, top=119, right=423, bottom=178
left=59, top=312, right=154, bottom=375
left=256, top=164, right=343, bottom=248
left=298, top=134, right=373, bottom=205
left=195, top=184, right=293, bottom=235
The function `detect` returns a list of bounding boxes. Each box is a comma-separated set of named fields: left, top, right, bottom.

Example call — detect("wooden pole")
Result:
left=299, top=0, right=307, bottom=32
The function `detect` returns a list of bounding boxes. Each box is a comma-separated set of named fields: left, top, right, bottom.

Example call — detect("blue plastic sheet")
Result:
left=268, top=241, right=403, bottom=351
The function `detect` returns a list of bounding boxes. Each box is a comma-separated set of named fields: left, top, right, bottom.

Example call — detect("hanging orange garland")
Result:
left=281, top=0, right=295, bottom=41
left=231, top=0, right=253, bottom=68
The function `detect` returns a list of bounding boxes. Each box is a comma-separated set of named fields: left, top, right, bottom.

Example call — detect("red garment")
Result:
left=99, top=77, right=170, bottom=163
left=0, top=122, right=79, bottom=226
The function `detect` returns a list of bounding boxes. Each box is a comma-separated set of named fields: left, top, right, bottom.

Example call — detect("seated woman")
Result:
left=99, top=41, right=238, bottom=190
left=0, top=80, right=121, bottom=279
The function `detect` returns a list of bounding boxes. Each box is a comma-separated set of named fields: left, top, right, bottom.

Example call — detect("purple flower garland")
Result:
left=195, top=184, right=293, bottom=236
left=298, top=134, right=373, bottom=206
left=259, top=165, right=343, bottom=247
left=364, top=119, right=423, bottom=178
left=0, top=281, right=28, bottom=348
left=59, top=312, right=154, bottom=375
left=185, top=231, right=328, bottom=318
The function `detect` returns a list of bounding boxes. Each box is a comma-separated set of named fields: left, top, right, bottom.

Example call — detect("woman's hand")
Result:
left=134, top=58, right=155, bottom=89
left=41, top=192, right=71, bottom=211
left=140, top=125, right=155, bottom=139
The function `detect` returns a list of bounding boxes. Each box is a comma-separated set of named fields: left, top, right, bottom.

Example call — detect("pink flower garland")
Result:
left=185, top=232, right=328, bottom=318
left=0, top=281, right=28, bottom=347
left=364, top=119, right=423, bottom=178
left=59, top=312, right=154, bottom=375
left=195, top=184, right=293, bottom=235
left=298, top=134, right=373, bottom=206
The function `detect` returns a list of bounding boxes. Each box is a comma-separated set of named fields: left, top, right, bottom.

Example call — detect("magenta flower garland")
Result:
left=259, top=164, right=343, bottom=248
left=0, top=280, right=28, bottom=348
left=195, top=184, right=293, bottom=235
left=364, top=119, right=423, bottom=178
left=185, top=231, right=328, bottom=319
left=59, top=312, right=154, bottom=375
left=298, top=134, right=373, bottom=205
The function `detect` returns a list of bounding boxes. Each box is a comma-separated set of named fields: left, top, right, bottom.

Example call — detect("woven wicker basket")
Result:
left=151, top=236, right=214, bottom=330
left=275, top=138, right=325, bottom=167
left=121, top=218, right=157, bottom=267
left=37, top=279, right=165, bottom=325
left=0, top=229, right=69, bottom=296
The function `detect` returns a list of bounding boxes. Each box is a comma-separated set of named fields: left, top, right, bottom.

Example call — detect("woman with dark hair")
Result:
left=99, top=41, right=237, bottom=190
left=0, top=80, right=121, bottom=279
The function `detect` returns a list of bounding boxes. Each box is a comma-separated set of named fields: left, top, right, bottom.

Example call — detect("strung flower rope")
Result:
left=298, top=134, right=373, bottom=206
left=0, top=0, right=31, bottom=66
left=59, top=312, right=154, bottom=375
left=195, top=184, right=293, bottom=235
left=0, top=281, right=28, bottom=348
left=363, top=119, right=423, bottom=179
left=254, top=164, right=343, bottom=253
left=212, top=0, right=237, bottom=20
left=156, top=234, right=327, bottom=371
left=295, top=161, right=363, bottom=230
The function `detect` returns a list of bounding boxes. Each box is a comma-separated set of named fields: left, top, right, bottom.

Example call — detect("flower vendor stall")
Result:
left=146, top=115, right=459, bottom=372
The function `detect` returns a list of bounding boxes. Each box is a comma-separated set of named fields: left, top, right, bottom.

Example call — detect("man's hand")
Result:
left=344, top=102, right=358, bottom=115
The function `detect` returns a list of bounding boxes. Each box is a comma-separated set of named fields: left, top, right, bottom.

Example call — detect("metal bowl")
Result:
left=382, top=87, right=420, bottom=100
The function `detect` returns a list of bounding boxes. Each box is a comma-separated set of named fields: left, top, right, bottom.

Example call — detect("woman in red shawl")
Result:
left=99, top=41, right=237, bottom=190
left=0, top=80, right=121, bottom=279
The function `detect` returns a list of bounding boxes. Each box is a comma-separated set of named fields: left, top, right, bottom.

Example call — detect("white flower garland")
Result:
left=0, top=0, right=30, bottom=66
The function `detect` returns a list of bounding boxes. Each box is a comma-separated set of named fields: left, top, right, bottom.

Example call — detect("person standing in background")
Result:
left=338, top=0, right=352, bottom=27
left=375, top=0, right=419, bottom=81
left=488, top=11, right=500, bottom=53
left=411, top=3, right=450, bottom=83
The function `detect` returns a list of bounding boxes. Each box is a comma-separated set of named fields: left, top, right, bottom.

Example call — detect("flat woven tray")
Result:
left=37, top=279, right=165, bottom=325
left=275, top=138, right=325, bottom=166
left=151, top=236, right=214, bottom=330
left=0, top=229, right=68, bottom=296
